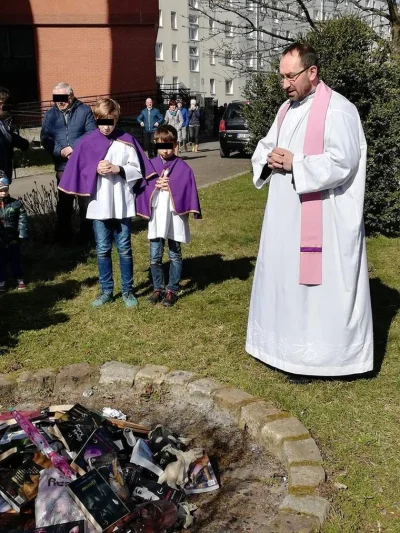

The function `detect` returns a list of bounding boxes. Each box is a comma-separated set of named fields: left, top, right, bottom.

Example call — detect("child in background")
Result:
left=136, top=125, right=201, bottom=307
left=0, top=171, right=28, bottom=291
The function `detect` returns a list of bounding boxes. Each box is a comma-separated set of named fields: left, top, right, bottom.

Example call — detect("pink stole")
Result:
left=277, top=81, right=332, bottom=285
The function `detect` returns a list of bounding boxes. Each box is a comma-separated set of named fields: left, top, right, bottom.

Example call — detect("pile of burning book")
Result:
left=0, top=404, right=219, bottom=533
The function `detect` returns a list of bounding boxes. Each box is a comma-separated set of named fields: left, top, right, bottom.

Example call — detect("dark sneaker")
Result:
left=17, top=279, right=26, bottom=290
left=162, top=290, right=178, bottom=308
left=287, top=374, right=313, bottom=384
left=92, top=292, right=113, bottom=308
left=0, top=282, right=6, bottom=293
left=122, top=292, right=138, bottom=309
left=147, top=289, right=165, bottom=305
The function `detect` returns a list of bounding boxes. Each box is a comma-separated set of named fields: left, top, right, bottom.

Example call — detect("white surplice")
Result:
left=148, top=190, right=190, bottom=244
left=86, top=140, right=142, bottom=220
left=246, top=90, right=374, bottom=376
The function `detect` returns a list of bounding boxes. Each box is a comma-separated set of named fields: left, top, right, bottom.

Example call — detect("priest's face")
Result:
left=279, top=51, right=318, bottom=101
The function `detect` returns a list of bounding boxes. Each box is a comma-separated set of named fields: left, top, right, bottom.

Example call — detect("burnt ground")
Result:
left=11, top=384, right=288, bottom=532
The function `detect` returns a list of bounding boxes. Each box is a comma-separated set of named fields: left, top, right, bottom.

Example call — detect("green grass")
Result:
left=0, top=174, right=399, bottom=532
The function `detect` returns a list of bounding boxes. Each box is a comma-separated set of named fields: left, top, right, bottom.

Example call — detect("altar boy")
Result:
left=136, top=125, right=201, bottom=307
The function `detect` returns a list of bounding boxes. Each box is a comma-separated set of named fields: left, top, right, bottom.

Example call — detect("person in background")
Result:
left=0, top=172, right=28, bottom=291
left=137, top=98, right=163, bottom=159
left=0, top=87, right=29, bottom=183
left=41, top=82, right=96, bottom=245
left=135, top=125, right=201, bottom=308
left=176, top=99, right=189, bottom=152
left=164, top=100, right=183, bottom=156
left=188, top=100, right=201, bottom=153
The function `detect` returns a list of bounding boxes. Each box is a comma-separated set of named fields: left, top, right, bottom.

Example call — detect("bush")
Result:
left=242, top=16, right=400, bottom=236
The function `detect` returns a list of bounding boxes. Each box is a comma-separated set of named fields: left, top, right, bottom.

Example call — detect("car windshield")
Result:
left=226, top=104, right=244, bottom=120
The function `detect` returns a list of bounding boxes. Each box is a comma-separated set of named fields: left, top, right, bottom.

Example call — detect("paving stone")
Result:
left=164, top=370, right=199, bottom=386
left=283, top=438, right=322, bottom=466
left=258, top=512, right=320, bottom=532
left=239, top=401, right=287, bottom=438
left=260, top=418, right=310, bottom=459
left=17, top=369, right=56, bottom=399
left=186, top=378, right=225, bottom=396
left=134, top=365, right=170, bottom=385
left=212, top=386, right=255, bottom=417
left=55, top=363, right=100, bottom=393
left=289, top=465, right=325, bottom=491
left=280, top=495, right=330, bottom=525
left=99, top=362, right=140, bottom=387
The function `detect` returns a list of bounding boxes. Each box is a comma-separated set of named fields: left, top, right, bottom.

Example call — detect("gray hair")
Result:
left=53, top=82, right=74, bottom=95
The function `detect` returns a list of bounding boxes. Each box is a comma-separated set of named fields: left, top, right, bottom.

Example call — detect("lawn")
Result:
left=0, top=173, right=399, bottom=532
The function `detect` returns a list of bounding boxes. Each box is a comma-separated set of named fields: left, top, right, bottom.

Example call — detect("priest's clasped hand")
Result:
left=267, top=147, right=293, bottom=172
left=97, top=160, right=120, bottom=175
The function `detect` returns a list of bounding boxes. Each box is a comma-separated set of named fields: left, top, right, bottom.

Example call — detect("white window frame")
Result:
left=172, top=44, right=178, bottom=62
left=209, top=18, right=215, bottom=35
left=225, top=21, right=234, bottom=37
left=210, top=78, right=216, bottom=95
left=156, top=42, right=163, bottom=60
left=225, top=50, right=233, bottom=66
left=159, top=9, right=163, bottom=27
left=173, top=77, right=179, bottom=90
left=189, top=0, right=198, bottom=8
left=246, top=0, right=254, bottom=10
left=189, top=46, right=199, bottom=72
left=225, top=79, right=233, bottom=95
left=209, top=49, right=216, bottom=65
left=156, top=76, right=164, bottom=87
left=171, top=11, right=178, bottom=30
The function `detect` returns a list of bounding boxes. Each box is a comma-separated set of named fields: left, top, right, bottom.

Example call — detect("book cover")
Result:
left=68, top=469, right=129, bottom=533
left=129, top=439, right=163, bottom=477
left=184, top=455, right=219, bottom=494
left=88, top=454, right=130, bottom=504
left=34, top=521, right=87, bottom=533
left=59, top=405, right=103, bottom=428
left=52, top=422, right=94, bottom=453
left=0, top=451, right=53, bottom=512
left=132, top=477, right=183, bottom=506
left=71, top=428, right=119, bottom=476
left=0, top=511, right=36, bottom=533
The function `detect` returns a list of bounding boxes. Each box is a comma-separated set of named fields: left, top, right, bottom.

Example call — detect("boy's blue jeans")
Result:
left=0, top=243, right=23, bottom=282
left=150, top=238, right=182, bottom=293
left=93, top=219, right=133, bottom=295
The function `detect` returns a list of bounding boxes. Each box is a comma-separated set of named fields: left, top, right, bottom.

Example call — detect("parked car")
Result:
left=219, top=101, right=250, bottom=158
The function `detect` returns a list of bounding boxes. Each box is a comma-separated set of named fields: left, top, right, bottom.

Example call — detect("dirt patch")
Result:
left=10, top=384, right=287, bottom=532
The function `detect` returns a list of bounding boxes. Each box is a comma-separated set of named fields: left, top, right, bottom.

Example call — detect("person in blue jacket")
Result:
left=41, top=82, right=96, bottom=244
left=177, top=99, right=189, bottom=152
left=137, top=98, right=163, bottom=158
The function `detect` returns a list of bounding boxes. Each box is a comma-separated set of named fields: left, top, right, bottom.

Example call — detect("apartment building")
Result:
left=156, top=0, right=246, bottom=105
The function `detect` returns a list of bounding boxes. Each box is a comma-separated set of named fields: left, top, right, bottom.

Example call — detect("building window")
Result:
left=171, top=11, right=178, bottom=29
left=209, top=18, right=215, bottom=35
left=247, top=53, right=256, bottom=69
left=173, top=77, right=179, bottom=90
left=225, top=79, right=233, bottom=95
left=225, top=50, right=233, bottom=66
left=313, top=9, right=321, bottom=20
left=246, top=0, right=254, bottom=10
left=189, top=0, right=198, bottom=8
left=225, top=21, right=234, bottom=37
left=286, top=30, right=291, bottom=39
left=156, top=42, right=163, bottom=60
left=189, top=46, right=199, bottom=71
left=210, top=78, right=216, bottom=95
left=210, top=49, right=216, bottom=65
left=159, top=10, right=163, bottom=27
left=172, top=44, right=178, bottom=62
left=156, top=76, right=164, bottom=87
left=189, top=16, right=199, bottom=41
left=247, top=29, right=256, bottom=40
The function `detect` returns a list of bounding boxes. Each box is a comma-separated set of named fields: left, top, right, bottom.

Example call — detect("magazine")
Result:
left=184, top=455, right=219, bottom=494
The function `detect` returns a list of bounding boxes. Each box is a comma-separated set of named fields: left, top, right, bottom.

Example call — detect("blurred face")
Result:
left=279, top=51, right=318, bottom=102
left=53, top=88, right=74, bottom=111
left=0, top=100, right=10, bottom=119
left=0, top=187, right=9, bottom=198
left=169, top=103, right=176, bottom=111
left=156, top=141, right=176, bottom=159
left=177, top=102, right=182, bottom=108
left=146, top=98, right=153, bottom=109
left=97, top=115, right=117, bottom=136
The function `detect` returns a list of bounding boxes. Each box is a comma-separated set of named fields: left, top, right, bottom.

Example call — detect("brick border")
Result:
left=5, top=362, right=329, bottom=532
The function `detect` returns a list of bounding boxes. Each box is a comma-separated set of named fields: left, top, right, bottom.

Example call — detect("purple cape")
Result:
left=58, top=128, right=156, bottom=196
left=135, top=155, right=202, bottom=220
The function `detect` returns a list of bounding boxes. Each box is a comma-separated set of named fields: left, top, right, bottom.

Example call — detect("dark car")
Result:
left=219, top=101, right=250, bottom=158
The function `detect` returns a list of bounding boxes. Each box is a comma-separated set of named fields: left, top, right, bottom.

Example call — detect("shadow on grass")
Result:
left=0, top=278, right=95, bottom=357
left=370, top=277, right=400, bottom=375
left=135, top=253, right=256, bottom=298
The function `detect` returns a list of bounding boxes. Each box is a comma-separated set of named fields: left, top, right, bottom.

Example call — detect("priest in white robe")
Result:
left=246, top=43, right=373, bottom=381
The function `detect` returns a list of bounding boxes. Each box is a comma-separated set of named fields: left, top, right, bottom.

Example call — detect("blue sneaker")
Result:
left=122, top=292, right=138, bottom=309
left=92, top=292, right=113, bottom=308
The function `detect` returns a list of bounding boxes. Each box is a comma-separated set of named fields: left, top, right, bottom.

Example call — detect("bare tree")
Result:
left=193, top=0, right=397, bottom=74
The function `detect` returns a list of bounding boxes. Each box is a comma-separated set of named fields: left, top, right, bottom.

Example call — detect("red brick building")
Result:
left=0, top=0, right=159, bottom=103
